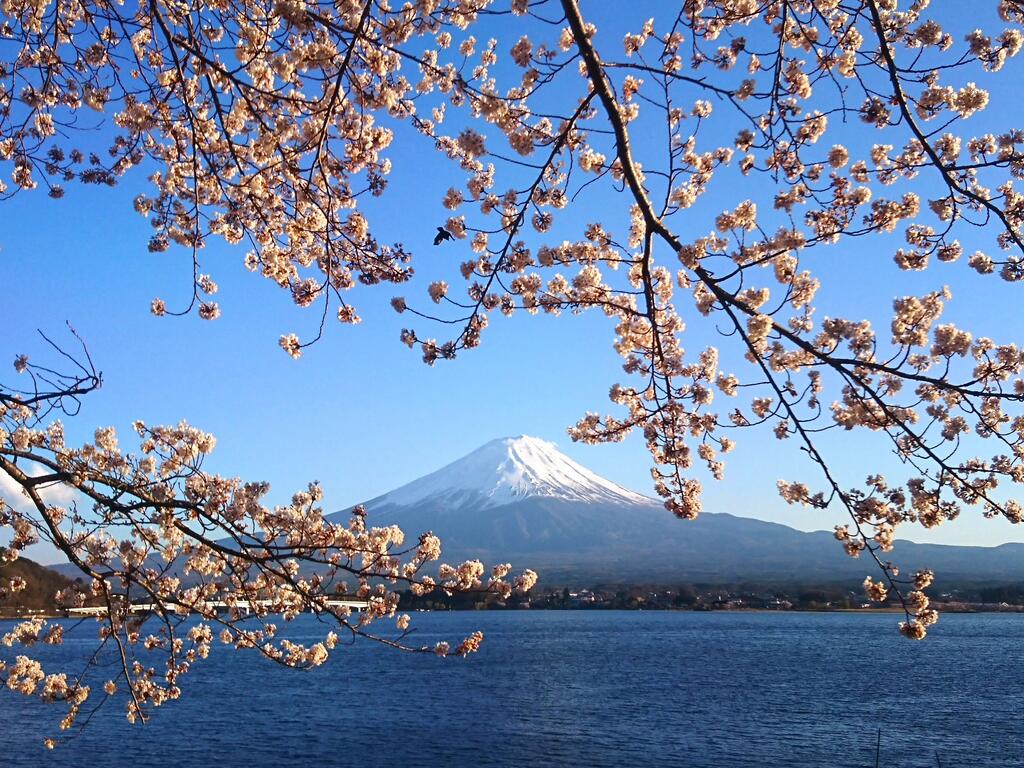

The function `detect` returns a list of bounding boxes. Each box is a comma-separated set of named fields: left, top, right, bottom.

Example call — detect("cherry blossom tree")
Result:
left=4, top=0, right=1024, bottom=744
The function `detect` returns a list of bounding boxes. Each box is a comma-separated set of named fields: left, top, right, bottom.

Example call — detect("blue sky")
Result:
left=4, top=1, right=1024, bottom=554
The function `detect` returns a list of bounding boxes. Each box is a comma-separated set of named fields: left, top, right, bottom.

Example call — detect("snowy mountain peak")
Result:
left=372, top=435, right=654, bottom=509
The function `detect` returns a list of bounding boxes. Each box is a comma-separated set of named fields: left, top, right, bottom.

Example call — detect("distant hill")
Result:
left=1, top=556, right=76, bottom=614
left=329, top=436, right=1024, bottom=586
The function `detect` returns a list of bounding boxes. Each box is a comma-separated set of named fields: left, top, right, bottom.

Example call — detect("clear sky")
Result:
left=4, top=1, right=1024, bottom=557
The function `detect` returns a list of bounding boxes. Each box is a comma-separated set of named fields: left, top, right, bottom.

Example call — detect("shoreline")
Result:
left=4, top=604, right=1023, bottom=621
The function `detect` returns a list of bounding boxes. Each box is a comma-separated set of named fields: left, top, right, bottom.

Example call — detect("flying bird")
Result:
left=433, top=226, right=454, bottom=246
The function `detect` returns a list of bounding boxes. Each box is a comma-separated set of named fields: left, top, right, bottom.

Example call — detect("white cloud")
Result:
left=0, top=461, right=78, bottom=509
left=0, top=463, right=77, bottom=565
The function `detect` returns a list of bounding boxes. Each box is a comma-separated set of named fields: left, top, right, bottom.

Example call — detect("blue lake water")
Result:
left=2, top=611, right=1022, bottom=767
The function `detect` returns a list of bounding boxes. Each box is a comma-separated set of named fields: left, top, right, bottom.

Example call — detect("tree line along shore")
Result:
left=5, top=557, right=1024, bottom=619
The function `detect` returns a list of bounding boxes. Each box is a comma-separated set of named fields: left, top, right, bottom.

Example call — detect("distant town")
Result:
left=398, top=582, right=1024, bottom=613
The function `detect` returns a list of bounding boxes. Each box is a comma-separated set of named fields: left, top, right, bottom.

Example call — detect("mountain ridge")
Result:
left=335, top=436, right=1024, bottom=585
left=42, top=436, right=1024, bottom=587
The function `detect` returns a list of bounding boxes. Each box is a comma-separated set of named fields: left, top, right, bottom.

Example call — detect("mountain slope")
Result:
left=336, top=436, right=1024, bottom=585
left=2, top=557, right=76, bottom=613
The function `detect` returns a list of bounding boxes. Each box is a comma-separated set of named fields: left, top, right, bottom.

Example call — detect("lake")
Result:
left=2, top=611, right=1022, bottom=767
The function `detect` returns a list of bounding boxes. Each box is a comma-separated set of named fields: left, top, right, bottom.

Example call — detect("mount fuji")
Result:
left=335, top=436, right=1024, bottom=585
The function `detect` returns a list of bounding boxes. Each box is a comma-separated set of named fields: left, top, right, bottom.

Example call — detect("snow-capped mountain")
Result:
left=374, top=435, right=653, bottom=509
left=330, top=436, right=1024, bottom=585
left=46, top=435, right=1024, bottom=587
